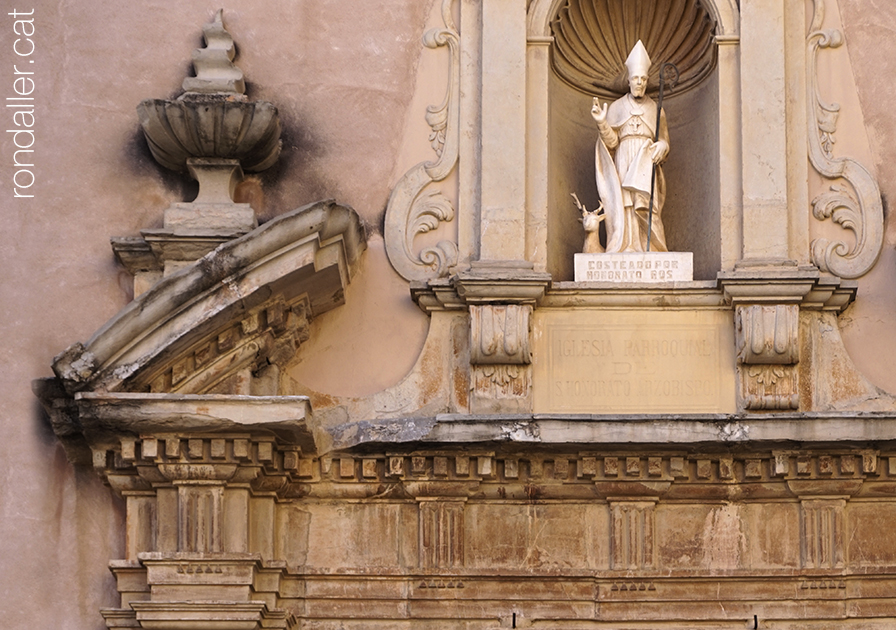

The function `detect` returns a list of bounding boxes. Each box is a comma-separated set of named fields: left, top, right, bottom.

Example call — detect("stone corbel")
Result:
left=410, top=260, right=550, bottom=413
left=735, top=304, right=800, bottom=410
left=469, top=304, right=531, bottom=365
left=459, top=262, right=550, bottom=412
left=720, top=265, right=858, bottom=411
left=720, top=266, right=817, bottom=412
left=469, top=304, right=533, bottom=407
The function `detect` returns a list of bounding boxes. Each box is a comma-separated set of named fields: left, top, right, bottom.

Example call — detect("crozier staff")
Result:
left=591, top=40, right=669, bottom=253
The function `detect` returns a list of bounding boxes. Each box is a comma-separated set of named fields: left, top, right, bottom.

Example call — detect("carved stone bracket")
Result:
left=719, top=265, right=857, bottom=412
left=384, top=0, right=460, bottom=281
left=409, top=261, right=549, bottom=412
left=807, top=0, right=883, bottom=278
left=736, top=304, right=800, bottom=411
left=471, top=364, right=531, bottom=402
left=736, top=304, right=800, bottom=366
left=469, top=304, right=533, bottom=406
left=470, top=304, right=532, bottom=365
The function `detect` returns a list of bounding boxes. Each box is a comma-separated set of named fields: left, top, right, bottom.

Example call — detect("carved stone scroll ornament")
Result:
left=807, top=0, right=883, bottom=279
left=735, top=305, right=800, bottom=410
left=384, top=0, right=460, bottom=281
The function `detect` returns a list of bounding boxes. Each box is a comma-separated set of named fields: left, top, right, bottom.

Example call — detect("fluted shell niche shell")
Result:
left=137, top=99, right=282, bottom=173
left=551, top=0, right=716, bottom=98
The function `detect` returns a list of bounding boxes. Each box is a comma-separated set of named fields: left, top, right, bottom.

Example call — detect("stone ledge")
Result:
left=75, top=392, right=315, bottom=453
left=416, top=276, right=856, bottom=312
left=545, top=280, right=725, bottom=309
left=329, top=412, right=896, bottom=450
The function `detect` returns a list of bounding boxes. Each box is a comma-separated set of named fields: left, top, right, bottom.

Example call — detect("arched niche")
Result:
left=526, top=0, right=741, bottom=281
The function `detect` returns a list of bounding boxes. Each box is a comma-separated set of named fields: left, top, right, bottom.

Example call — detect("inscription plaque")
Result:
left=574, top=252, right=693, bottom=283
left=533, top=310, right=735, bottom=413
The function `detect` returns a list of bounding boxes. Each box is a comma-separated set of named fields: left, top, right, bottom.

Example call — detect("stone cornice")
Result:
left=413, top=276, right=856, bottom=313
left=75, top=393, right=314, bottom=453
left=327, top=412, right=896, bottom=451
left=544, top=281, right=727, bottom=309
left=90, top=433, right=896, bottom=503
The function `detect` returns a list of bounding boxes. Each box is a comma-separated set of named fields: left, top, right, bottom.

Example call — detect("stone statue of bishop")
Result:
left=591, top=40, right=670, bottom=253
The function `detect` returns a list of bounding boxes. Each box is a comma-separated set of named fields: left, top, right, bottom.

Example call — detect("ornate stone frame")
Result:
left=525, top=0, right=741, bottom=270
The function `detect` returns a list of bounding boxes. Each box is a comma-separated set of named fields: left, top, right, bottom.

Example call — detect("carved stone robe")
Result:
left=595, top=93, right=669, bottom=253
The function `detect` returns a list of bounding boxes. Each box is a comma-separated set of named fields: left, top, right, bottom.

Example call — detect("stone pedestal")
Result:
left=574, top=252, right=694, bottom=283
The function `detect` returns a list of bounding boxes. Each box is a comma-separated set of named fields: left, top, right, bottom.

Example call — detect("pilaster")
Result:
left=89, top=408, right=307, bottom=630
left=479, top=0, right=528, bottom=260
left=739, top=0, right=789, bottom=261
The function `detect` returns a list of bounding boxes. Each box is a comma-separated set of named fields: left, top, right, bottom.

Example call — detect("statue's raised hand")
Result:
left=591, top=97, right=608, bottom=124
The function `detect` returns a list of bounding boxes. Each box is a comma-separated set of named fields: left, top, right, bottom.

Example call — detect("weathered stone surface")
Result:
left=74, top=392, right=315, bottom=452
left=532, top=308, right=737, bottom=414
left=9, top=1, right=896, bottom=629
left=51, top=199, right=366, bottom=397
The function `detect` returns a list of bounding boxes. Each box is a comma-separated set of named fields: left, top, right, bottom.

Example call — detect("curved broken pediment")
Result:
left=51, top=200, right=366, bottom=397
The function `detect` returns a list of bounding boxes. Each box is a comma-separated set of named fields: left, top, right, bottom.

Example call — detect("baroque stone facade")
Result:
left=6, top=1, right=896, bottom=629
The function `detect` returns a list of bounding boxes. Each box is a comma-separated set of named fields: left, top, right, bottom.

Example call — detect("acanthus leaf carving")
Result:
left=385, top=0, right=460, bottom=282
left=742, top=364, right=799, bottom=411
left=807, top=0, right=883, bottom=279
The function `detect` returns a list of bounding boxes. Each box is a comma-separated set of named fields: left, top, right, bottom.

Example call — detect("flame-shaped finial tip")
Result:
left=182, top=9, right=245, bottom=96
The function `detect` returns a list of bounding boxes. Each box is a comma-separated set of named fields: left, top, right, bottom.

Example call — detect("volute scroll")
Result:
left=384, top=0, right=461, bottom=282
left=807, top=0, right=884, bottom=279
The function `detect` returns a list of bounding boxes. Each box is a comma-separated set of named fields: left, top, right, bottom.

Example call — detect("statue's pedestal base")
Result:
left=574, top=252, right=693, bottom=283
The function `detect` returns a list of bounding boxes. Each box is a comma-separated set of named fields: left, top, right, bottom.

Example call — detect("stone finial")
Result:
left=182, top=9, right=245, bottom=95
left=127, top=10, right=282, bottom=289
